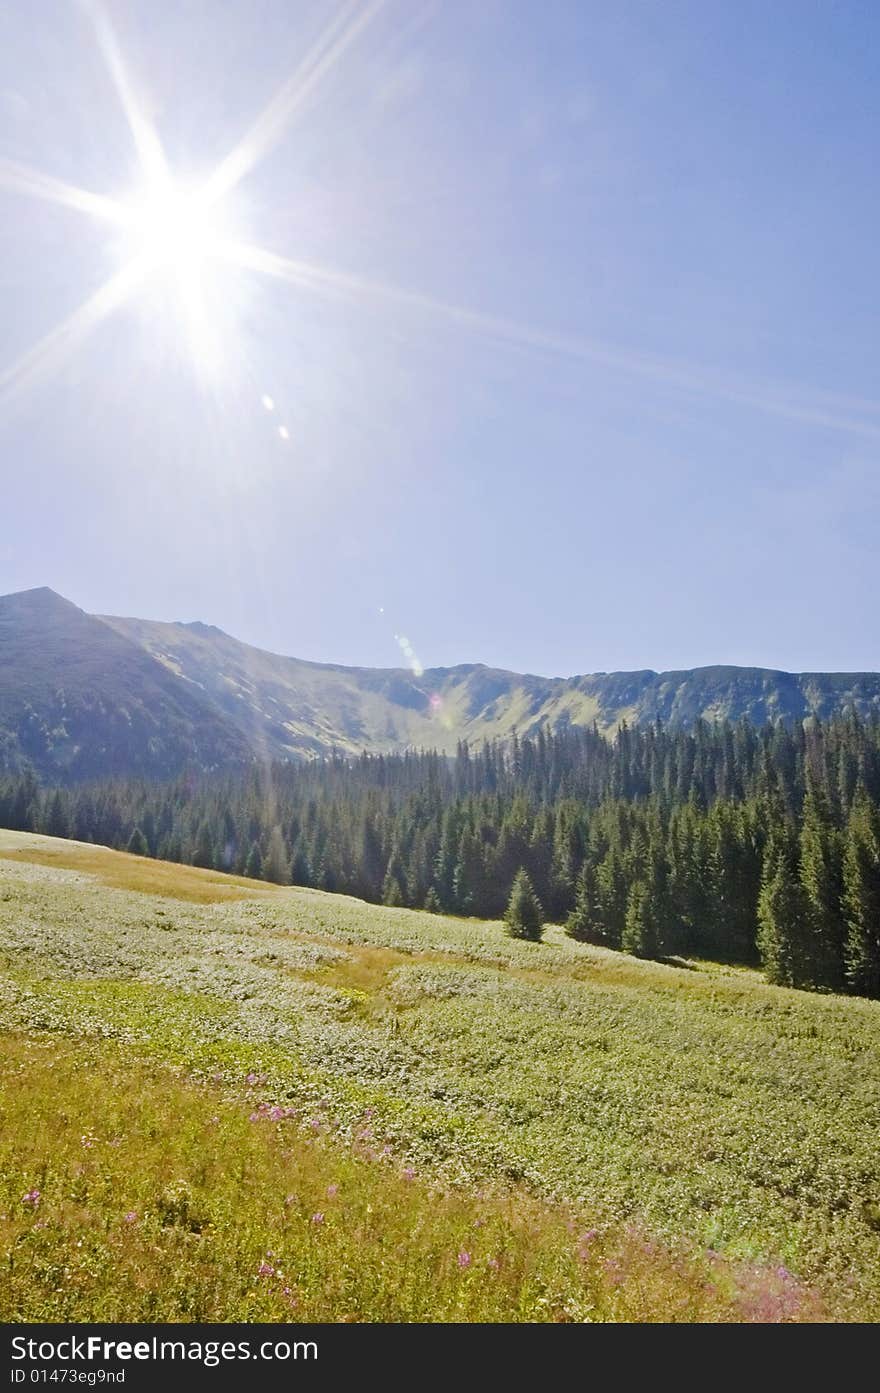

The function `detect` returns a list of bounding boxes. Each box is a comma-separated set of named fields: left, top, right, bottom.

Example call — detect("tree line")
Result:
left=1, top=714, right=878, bottom=997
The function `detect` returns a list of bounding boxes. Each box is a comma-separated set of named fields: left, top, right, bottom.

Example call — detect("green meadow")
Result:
left=1, top=830, right=878, bottom=1322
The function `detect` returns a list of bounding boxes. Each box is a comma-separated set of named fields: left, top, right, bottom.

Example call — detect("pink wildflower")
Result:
left=123, top=1211, right=138, bottom=1223
left=326, top=1184, right=338, bottom=1199
left=311, top=1212, right=325, bottom=1225
left=258, top=1262, right=274, bottom=1277
left=21, top=1189, right=40, bottom=1207
left=457, top=1250, right=472, bottom=1269
left=578, top=1228, right=599, bottom=1257
left=402, top=1167, right=416, bottom=1182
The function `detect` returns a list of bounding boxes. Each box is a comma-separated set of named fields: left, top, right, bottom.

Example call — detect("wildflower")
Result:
left=269, top=1106, right=285, bottom=1121
left=245, top=1072, right=259, bottom=1085
left=326, top=1184, right=338, bottom=1199
left=457, top=1250, right=472, bottom=1268
left=284, top=1194, right=297, bottom=1208
left=21, top=1189, right=40, bottom=1207
left=248, top=1112, right=260, bottom=1123
left=258, top=1262, right=274, bottom=1277
left=578, top=1229, right=599, bottom=1257
left=487, top=1257, right=500, bottom=1270
left=123, top=1211, right=138, bottom=1223
left=401, top=1167, right=416, bottom=1182
left=309, top=1118, right=322, bottom=1130
left=311, top=1212, right=325, bottom=1225
left=80, top=1135, right=95, bottom=1149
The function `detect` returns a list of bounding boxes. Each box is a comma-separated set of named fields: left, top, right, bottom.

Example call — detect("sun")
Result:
left=123, top=180, right=227, bottom=277
left=114, top=176, right=242, bottom=377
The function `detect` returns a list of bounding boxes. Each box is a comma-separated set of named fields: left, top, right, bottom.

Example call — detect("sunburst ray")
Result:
left=0, top=156, right=129, bottom=226
left=222, top=241, right=880, bottom=442
left=202, top=0, right=388, bottom=205
left=80, top=0, right=168, bottom=188
left=0, top=259, right=146, bottom=414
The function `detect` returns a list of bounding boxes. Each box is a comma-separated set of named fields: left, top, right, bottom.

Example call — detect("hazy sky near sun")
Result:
left=0, top=0, right=878, bottom=678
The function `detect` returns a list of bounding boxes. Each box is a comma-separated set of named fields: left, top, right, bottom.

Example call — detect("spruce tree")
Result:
left=263, top=825, right=291, bottom=884
left=45, top=790, right=69, bottom=840
left=504, top=868, right=544, bottom=941
left=191, top=822, right=216, bottom=870
left=621, top=880, right=657, bottom=959
left=126, top=827, right=148, bottom=857
left=799, top=785, right=845, bottom=990
left=596, top=846, right=627, bottom=948
left=566, top=862, right=603, bottom=942
left=842, top=790, right=880, bottom=998
left=244, top=841, right=263, bottom=880
left=757, top=831, right=810, bottom=987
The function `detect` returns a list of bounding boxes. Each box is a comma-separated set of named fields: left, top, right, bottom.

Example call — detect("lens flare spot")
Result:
left=262, top=394, right=275, bottom=411
left=278, top=425, right=289, bottom=441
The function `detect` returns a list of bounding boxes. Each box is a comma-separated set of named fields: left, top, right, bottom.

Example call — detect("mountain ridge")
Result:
left=1, top=585, right=878, bottom=780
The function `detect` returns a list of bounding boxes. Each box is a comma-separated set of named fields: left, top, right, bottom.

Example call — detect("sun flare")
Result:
left=123, top=180, right=226, bottom=276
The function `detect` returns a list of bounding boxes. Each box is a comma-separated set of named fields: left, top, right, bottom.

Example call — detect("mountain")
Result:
left=1, top=586, right=878, bottom=780
left=0, top=588, right=250, bottom=779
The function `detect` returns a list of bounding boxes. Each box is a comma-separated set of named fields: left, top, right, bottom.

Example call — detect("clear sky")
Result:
left=0, top=0, right=877, bottom=678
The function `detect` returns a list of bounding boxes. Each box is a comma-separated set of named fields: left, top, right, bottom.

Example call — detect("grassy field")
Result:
left=1, top=830, right=879, bottom=1322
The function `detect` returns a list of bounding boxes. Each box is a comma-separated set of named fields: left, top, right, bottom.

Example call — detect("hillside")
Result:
left=1, top=585, right=879, bottom=778
left=105, top=613, right=880, bottom=762
left=1, top=830, right=878, bottom=1320
left=0, top=588, right=250, bottom=779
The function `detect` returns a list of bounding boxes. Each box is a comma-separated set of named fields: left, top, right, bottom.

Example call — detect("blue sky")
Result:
left=0, top=0, right=877, bottom=677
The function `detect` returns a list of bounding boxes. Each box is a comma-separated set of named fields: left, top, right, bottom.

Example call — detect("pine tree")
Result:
left=191, top=822, right=216, bottom=870
left=245, top=841, right=263, bottom=880
left=45, top=790, right=69, bottom=840
left=799, top=785, right=845, bottom=990
left=126, top=826, right=148, bottom=857
left=842, top=790, right=880, bottom=998
left=452, top=825, right=487, bottom=915
left=263, top=825, right=291, bottom=884
left=757, top=831, right=810, bottom=987
left=621, top=880, right=657, bottom=959
left=382, top=849, right=406, bottom=907
left=596, top=846, right=627, bottom=948
left=566, top=862, right=603, bottom=942
left=423, top=886, right=442, bottom=914
left=504, top=868, right=544, bottom=941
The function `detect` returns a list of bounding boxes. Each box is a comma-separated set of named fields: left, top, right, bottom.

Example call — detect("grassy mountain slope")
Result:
left=2, top=586, right=879, bottom=777
left=103, top=611, right=880, bottom=760
left=0, top=588, right=250, bottom=778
